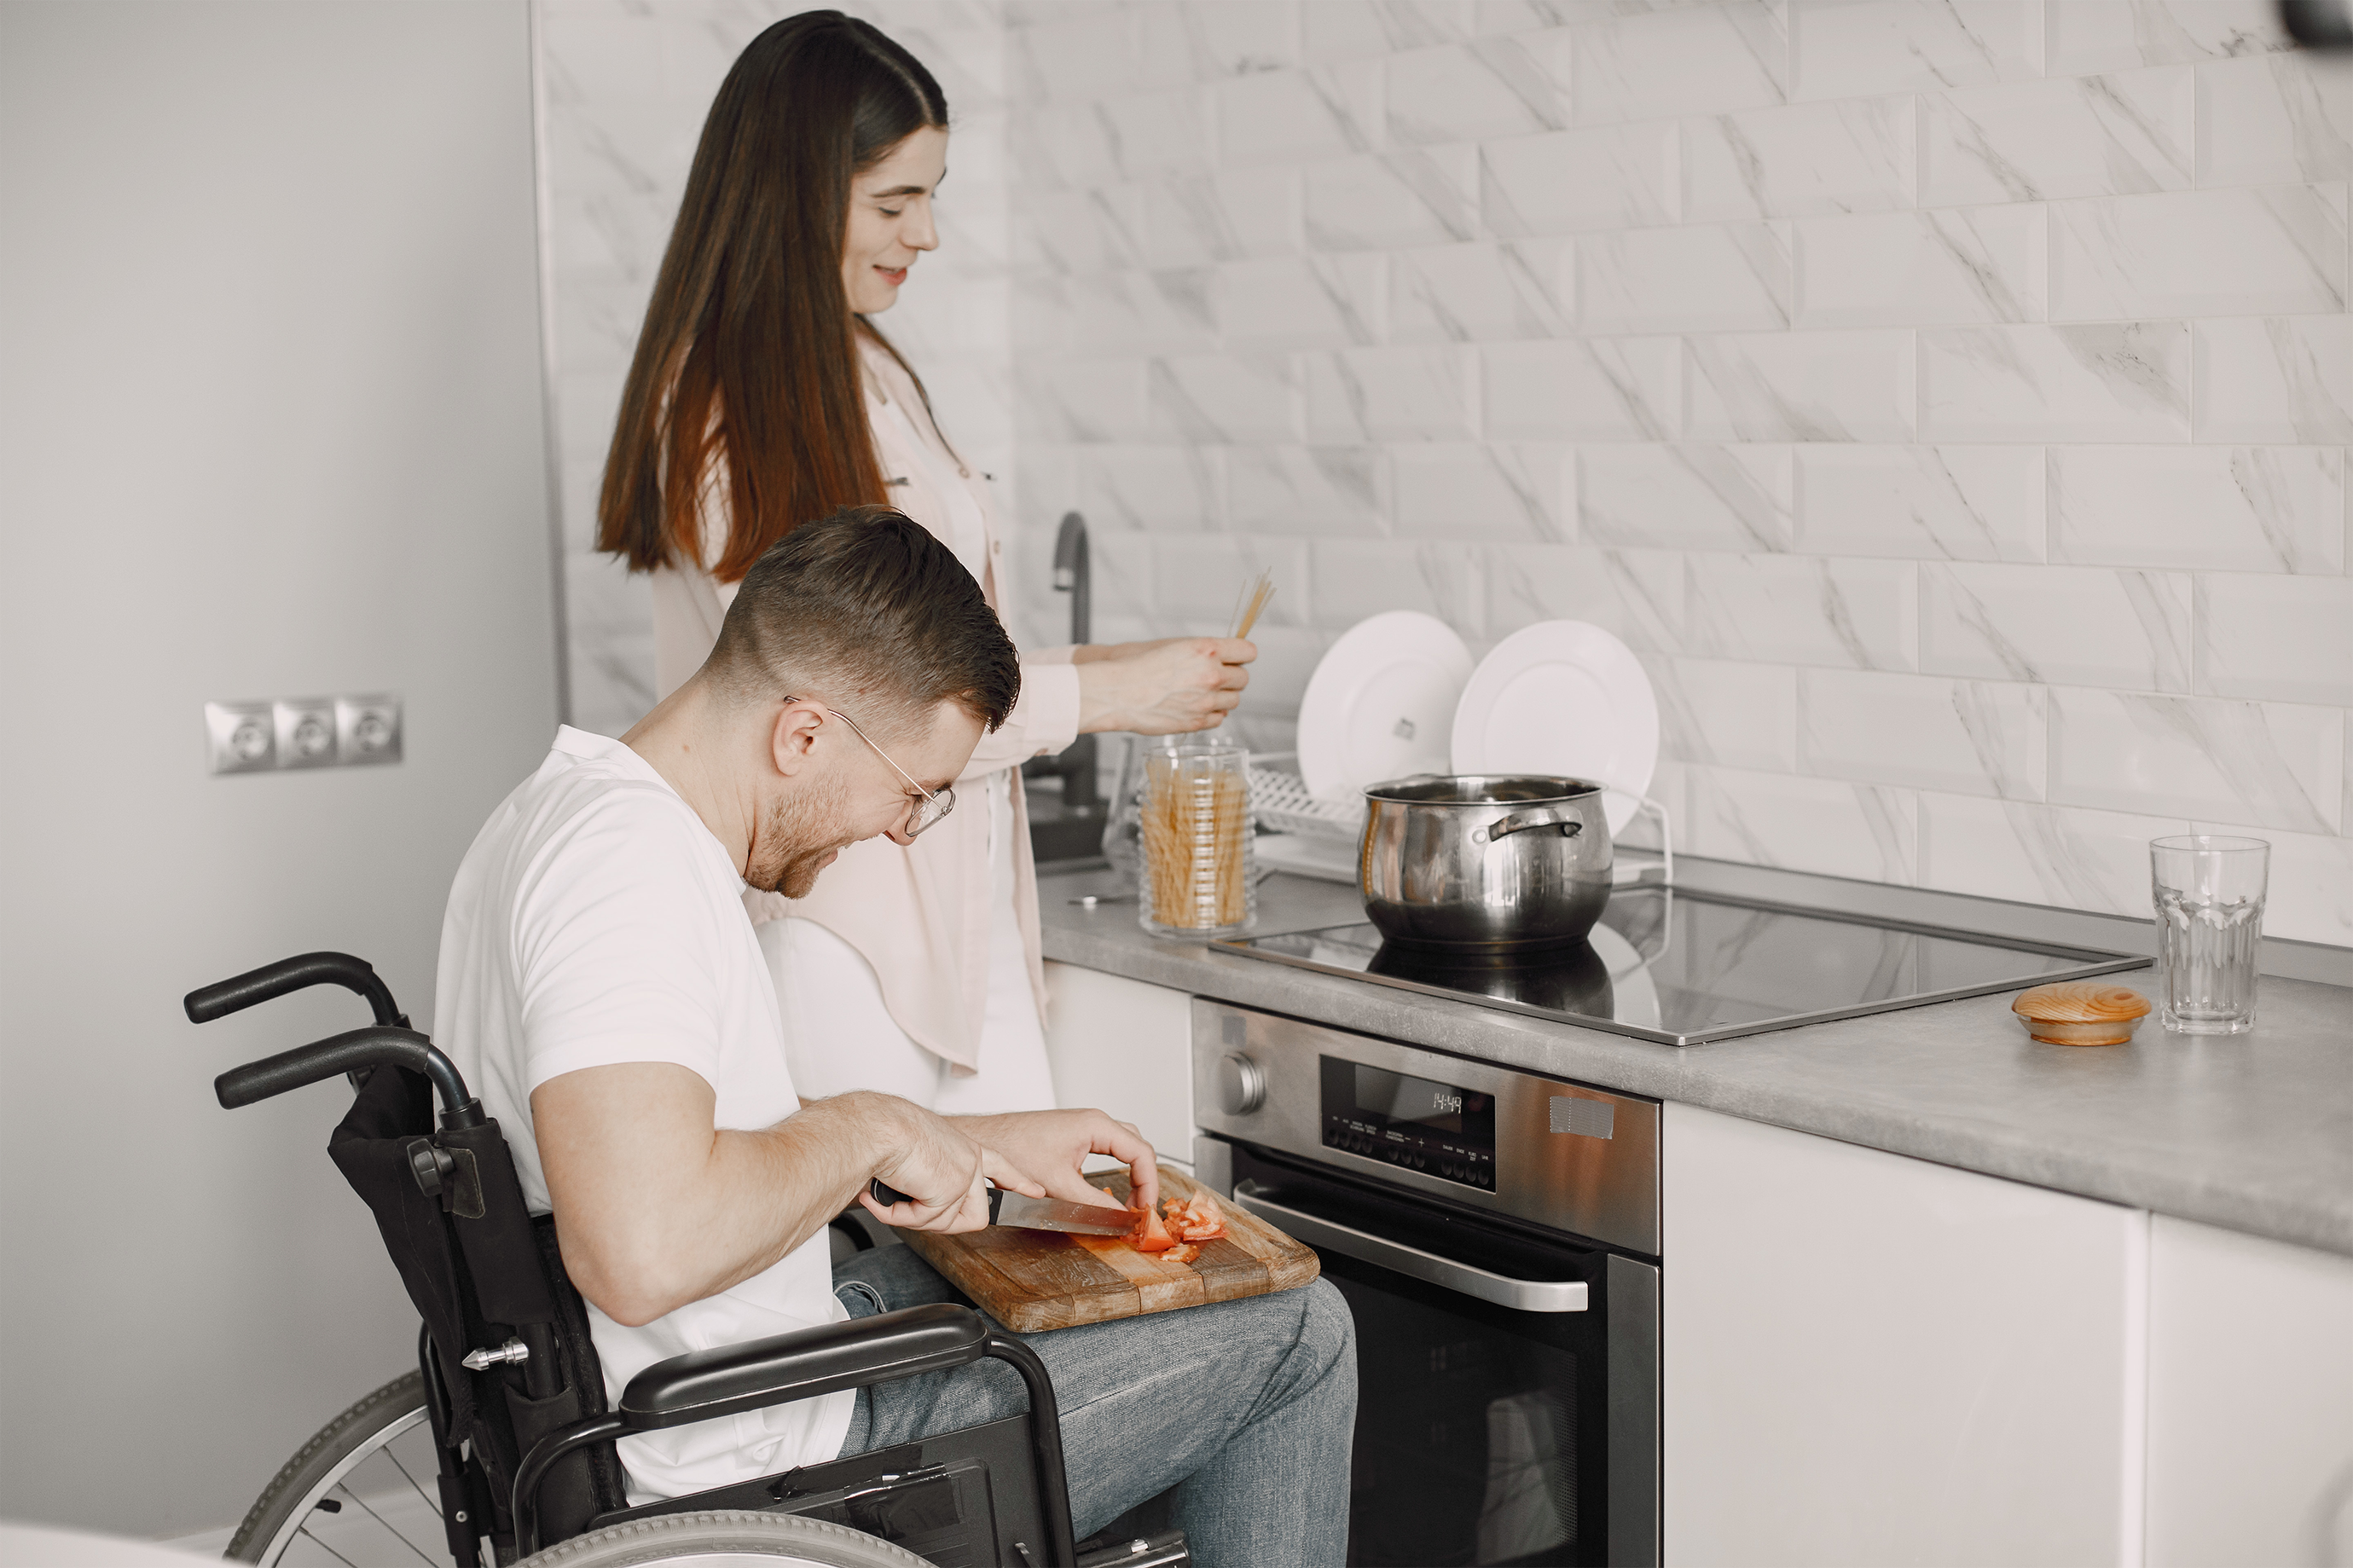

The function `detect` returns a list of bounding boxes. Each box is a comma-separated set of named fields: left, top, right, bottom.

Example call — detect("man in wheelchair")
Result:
left=435, top=506, right=1357, bottom=1565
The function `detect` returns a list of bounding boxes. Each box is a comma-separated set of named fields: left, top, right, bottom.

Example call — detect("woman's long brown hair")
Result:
left=597, top=11, right=947, bottom=581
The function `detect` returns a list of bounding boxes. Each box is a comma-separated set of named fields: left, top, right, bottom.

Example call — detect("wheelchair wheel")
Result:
left=515, top=1510, right=930, bottom=1566
left=228, top=1369, right=454, bottom=1566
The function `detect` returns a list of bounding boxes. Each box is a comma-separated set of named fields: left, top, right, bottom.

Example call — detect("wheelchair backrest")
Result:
left=329, top=1063, right=628, bottom=1552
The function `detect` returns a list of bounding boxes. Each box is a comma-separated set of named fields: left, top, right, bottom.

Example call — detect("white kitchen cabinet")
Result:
left=1041, top=961, right=1195, bottom=1168
left=2146, top=1216, right=2353, bottom=1566
left=1662, top=1102, right=2144, bottom=1567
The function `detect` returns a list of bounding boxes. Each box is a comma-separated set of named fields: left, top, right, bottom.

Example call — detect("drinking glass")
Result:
left=2150, top=836, right=2269, bottom=1034
left=1139, top=733, right=1255, bottom=940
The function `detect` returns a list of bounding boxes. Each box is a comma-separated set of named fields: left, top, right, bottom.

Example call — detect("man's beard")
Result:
left=747, top=772, right=856, bottom=900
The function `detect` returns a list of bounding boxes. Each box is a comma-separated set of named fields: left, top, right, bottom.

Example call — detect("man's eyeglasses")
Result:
left=793, top=698, right=955, bottom=839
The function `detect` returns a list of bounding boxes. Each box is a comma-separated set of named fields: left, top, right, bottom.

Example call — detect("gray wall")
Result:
left=0, top=2, right=558, bottom=1536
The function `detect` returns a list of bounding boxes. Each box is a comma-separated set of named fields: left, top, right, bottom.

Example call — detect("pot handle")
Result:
left=1474, top=808, right=1585, bottom=844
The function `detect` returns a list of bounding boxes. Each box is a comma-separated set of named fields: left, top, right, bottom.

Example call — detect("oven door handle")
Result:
left=1232, top=1182, right=1590, bottom=1313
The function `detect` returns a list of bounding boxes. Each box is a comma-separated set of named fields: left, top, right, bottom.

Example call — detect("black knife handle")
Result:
left=866, top=1177, right=1003, bottom=1223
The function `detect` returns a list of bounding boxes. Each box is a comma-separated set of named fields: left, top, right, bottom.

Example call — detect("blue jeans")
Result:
left=832, top=1246, right=1356, bottom=1568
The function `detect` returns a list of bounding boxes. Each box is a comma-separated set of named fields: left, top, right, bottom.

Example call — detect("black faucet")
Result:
left=1024, top=512, right=1103, bottom=860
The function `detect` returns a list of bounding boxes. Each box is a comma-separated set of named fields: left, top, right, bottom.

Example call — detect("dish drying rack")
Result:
left=1247, top=753, right=1674, bottom=888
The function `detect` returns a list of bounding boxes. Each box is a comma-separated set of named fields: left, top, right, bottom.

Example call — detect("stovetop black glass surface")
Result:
left=1214, top=887, right=2148, bottom=1046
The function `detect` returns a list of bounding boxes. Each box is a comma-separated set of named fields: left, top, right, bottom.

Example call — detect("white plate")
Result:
left=1295, top=611, right=1473, bottom=801
left=1449, top=621, right=1658, bottom=833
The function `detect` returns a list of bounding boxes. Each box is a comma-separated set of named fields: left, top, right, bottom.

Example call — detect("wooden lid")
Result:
left=2012, top=982, right=2152, bottom=1046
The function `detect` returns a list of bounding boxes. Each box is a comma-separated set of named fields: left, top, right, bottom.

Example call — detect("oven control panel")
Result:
left=1193, top=999, right=1660, bottom=1256
left=1321, top=1056, right=1496, bottom=1190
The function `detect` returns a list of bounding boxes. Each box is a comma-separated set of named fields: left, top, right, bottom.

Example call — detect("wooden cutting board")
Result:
left=902, top=1163, right=1319, bottom=1334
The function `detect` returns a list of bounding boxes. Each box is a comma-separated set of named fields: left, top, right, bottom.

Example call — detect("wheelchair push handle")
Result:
left=216, top=1026, right=484, bottom=1129
left=184, top=951, right=403, bottom=1027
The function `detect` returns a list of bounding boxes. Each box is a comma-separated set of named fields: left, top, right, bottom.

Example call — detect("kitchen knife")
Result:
left=867, top=1177, right=1133, bottom=1235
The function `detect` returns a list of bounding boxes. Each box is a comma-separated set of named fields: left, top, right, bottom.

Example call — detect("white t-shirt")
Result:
left=433, top=726, right=854, bottom=1501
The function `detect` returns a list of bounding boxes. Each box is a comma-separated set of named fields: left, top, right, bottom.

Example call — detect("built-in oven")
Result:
left=1189, top=1001, right=1659, bottom=1568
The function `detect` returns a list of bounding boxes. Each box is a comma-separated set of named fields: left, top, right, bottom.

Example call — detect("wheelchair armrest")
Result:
left=617, top=1303, right=988, bottom=1431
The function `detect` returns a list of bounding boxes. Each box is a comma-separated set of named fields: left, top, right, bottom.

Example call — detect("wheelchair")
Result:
left=186, top=952, right=1188, bottom=1568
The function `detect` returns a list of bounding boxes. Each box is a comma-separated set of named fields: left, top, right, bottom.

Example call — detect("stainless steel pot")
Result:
left=1359, top=774, right=1613, bottom=950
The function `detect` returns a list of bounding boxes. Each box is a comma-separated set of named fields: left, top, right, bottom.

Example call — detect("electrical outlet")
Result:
left=205, top=702, right=275, bottom=774
left=275, top=697, right=339, bottom=769
left=205, top=692, right=403, bottom=774
left=336, top=694, right=402, bottom=766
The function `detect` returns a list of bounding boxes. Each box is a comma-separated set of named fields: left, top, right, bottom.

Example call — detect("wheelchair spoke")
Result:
left=333, top=1481, right=441, bottom=1568
left=293, top=1525, right=362, bottom=1568
left=380, top=1447, right=439, bottom=1521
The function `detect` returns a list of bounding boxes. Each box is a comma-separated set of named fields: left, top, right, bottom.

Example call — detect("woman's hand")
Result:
left=950, top=1108, right=1160, bottom=1218
left=1073, top=637, right=1255, bottom=735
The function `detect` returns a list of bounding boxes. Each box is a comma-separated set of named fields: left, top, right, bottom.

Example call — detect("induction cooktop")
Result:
left=1212, top=887, right=2150, bottom=1046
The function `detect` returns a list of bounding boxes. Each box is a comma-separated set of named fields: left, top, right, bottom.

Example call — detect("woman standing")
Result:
left=598, top=12, right=1252, bottom=1113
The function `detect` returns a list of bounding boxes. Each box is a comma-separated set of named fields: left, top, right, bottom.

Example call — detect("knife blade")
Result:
left=866, top=1178, right=1134, bottom=1235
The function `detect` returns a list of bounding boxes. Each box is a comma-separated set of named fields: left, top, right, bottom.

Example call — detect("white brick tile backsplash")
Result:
left=1580, top=223, right=1793, bottom=334
left=2192, top=316, right=2353, bottom=442
left=1149, top=353, right=1300, bottom=443
left=1651, top=656, right=1799, bottom=771
left=1686, top=765, right=1920, bottom=883
left=1482, top=123, right=1681, bottom=235
left=1017, top=356, right=1154, bottom=442
left=1139, top=169, right=1301, bottom=265
left=1150, top=534, right=1313, bottom=625
left=2048, top=688, right=2342, bottom=834
left=2194, top=575, right=2353, bottom=706
left=1079, top=444, right=1222, bottom=534
left=1918, top=322, right=2190, bottom=442
left=1311, top=536, right=1482, bottom=633
left=545, top=3, right=2353, bottom=940
left=2196, top=55, right=2353, bottom=187
left=1384, top=37, right=1568, bottom=145
left=1303, top=0, right=1475, bottom=63
left=1389, top=240, right=1573, bottom=342
left=1304, top=150, right=1475, bottom=250
left=1915, top=794, right=2193, bottom=917
left=1219, top=254, right=1387, bottom=348
left=2050, top=445, right=2345, bottom=573
left=1572, top=3, right=1789, bottom=125
left=1917, top=69, right=2194, bottom=206
left=1219, top=69, right=1377, bottom=167
left=1795, top=444, right=2047, bottom=560
left=2043, top=0, right=2291, bottom=77
left=1794, top=207, right=2047, bottom=327
left=1484, top=337, right=1682, bottom=440
left=1788, top=0, right=2042, bottom=100
left=1226, top=443, right=1389, bottom=535
left=1579, top=443, right=1794, bottom=553
left=1487, top=542, right=1684, bottom=651
left=1684, top=97, right=1918, bottom=221
left=1135, top=0, right=1301, bottom=84
left=1799, top=668, right=2049, bottom=799
left=1684, top=553, right=1921, bottom=670
left=1303, top=344, right=1480, bottom=441
left=1921, top=561, right=2191, bottom=689
left=1393, top=442, right=1567, bottom=541
left=2048, top=185, right=2349, bottom=321
left=1684, top=330, right=1916, bottom=442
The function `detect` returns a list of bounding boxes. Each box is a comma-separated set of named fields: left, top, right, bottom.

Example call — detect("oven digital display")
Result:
left=1320, top=1056, right=1497, bottom=1188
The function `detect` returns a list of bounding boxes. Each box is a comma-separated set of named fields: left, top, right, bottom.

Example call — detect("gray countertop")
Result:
left=1040, top=865, right=2353, bottom=1259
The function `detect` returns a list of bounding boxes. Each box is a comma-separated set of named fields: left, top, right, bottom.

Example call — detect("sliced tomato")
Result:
left=1130, top=1205, right=1175, bottom=1253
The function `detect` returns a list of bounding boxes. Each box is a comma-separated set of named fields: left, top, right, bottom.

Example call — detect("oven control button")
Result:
left=1216, top=1052, right=1266, bottom=1116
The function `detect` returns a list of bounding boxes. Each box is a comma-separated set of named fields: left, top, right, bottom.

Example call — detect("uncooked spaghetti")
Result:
left=1139, top=738, right=1254, bottom=934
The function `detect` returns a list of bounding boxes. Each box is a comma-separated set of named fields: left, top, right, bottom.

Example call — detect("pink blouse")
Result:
left=646, top=336, right=1081, bottom=1071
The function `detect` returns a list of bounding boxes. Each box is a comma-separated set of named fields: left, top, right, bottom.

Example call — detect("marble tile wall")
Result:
left=540, top=0, right=2353, bottom=946
left=995, top=0, right=2353, bottom=946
